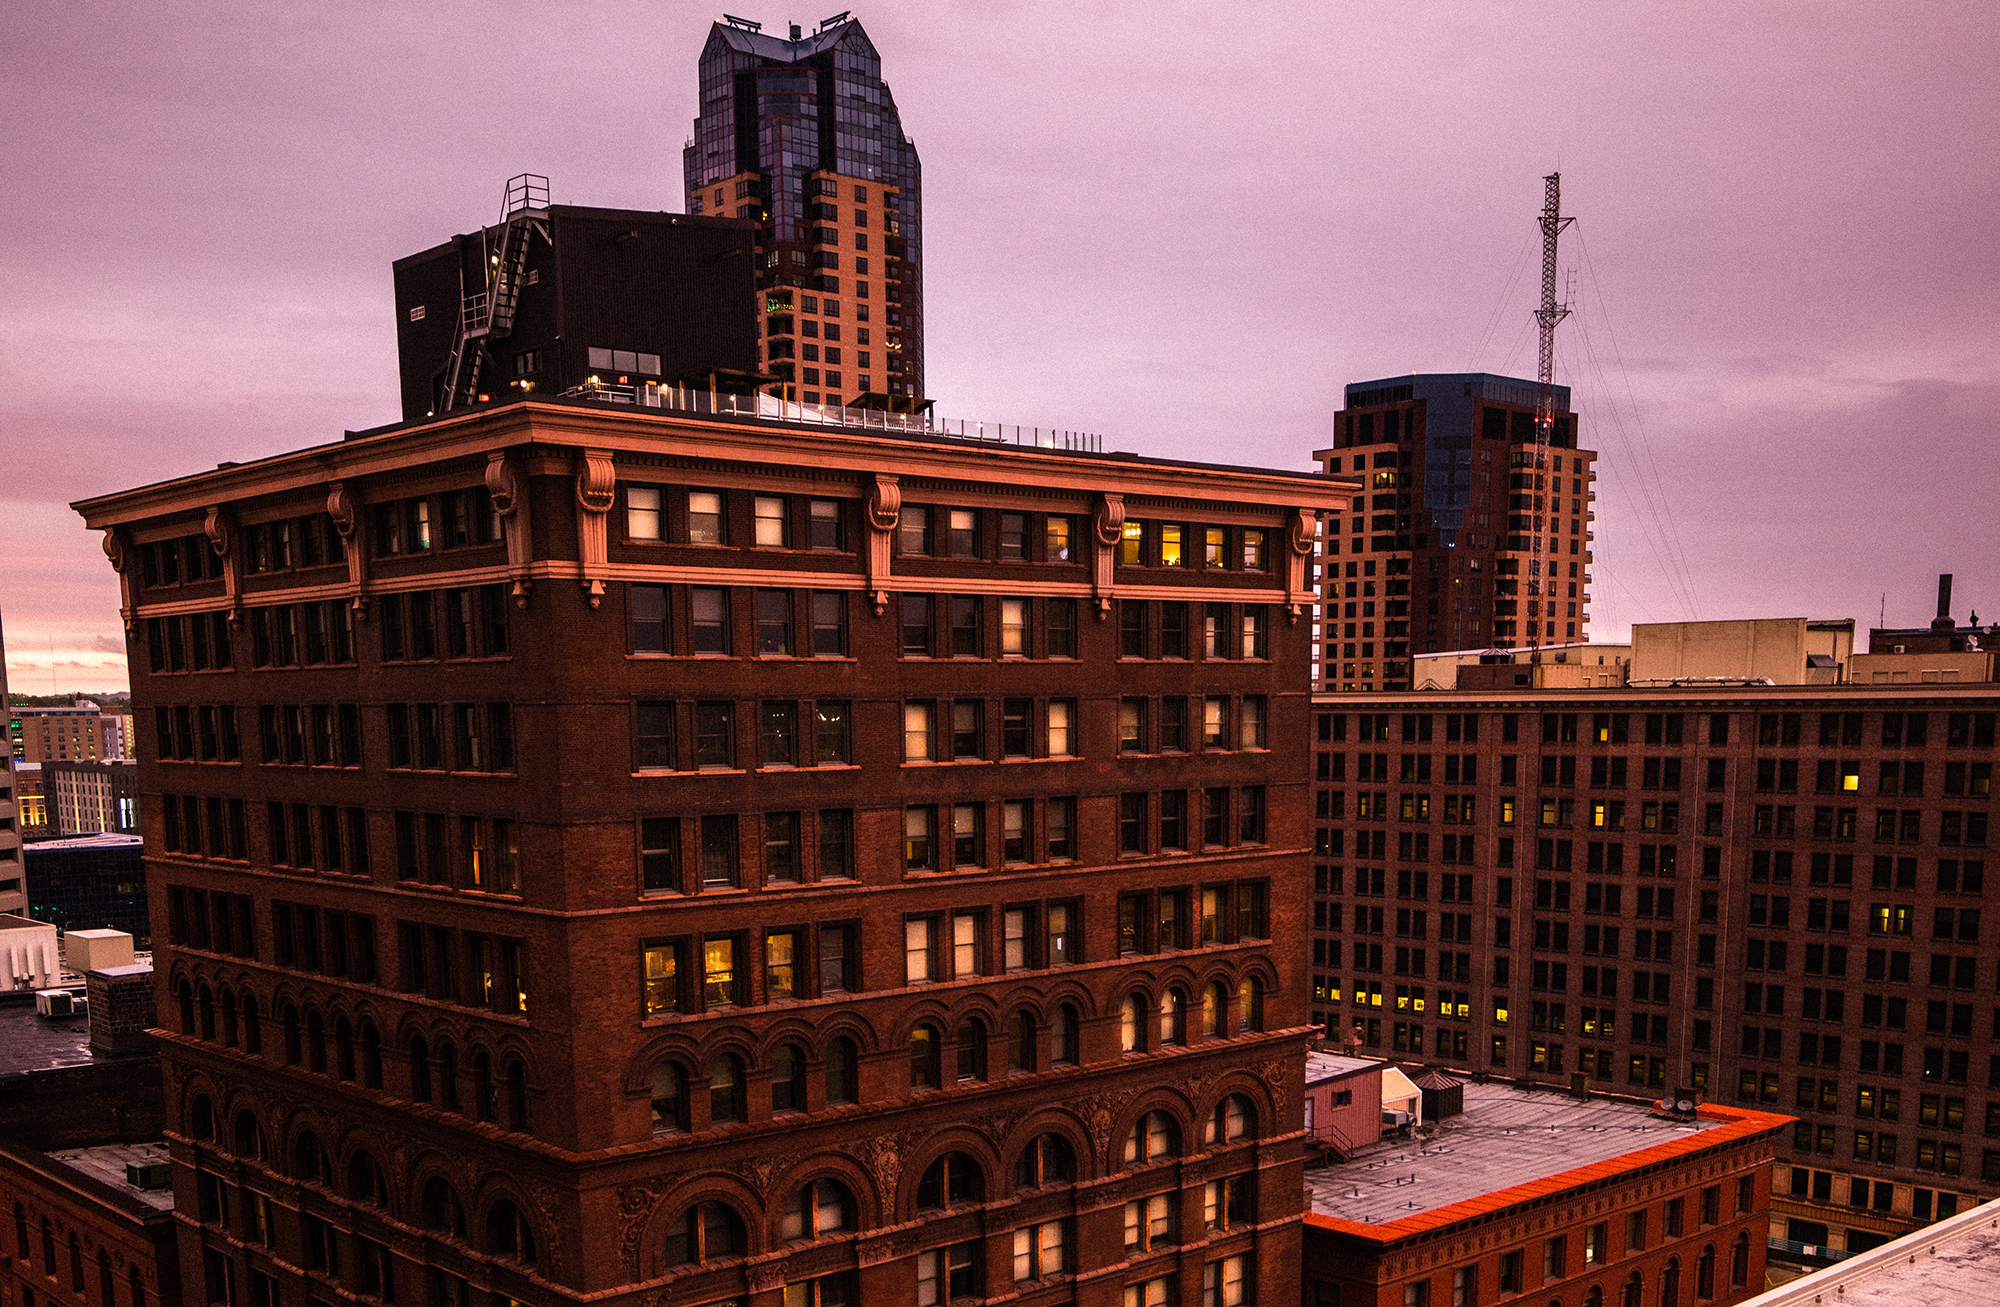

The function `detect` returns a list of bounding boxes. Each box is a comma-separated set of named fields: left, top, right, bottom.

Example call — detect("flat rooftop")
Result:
left=0, top=995, right=95, bottom=1078
left=1739, top=1197, right=2000, bottom=1305
left=1305, top=1051, right=1382, bottom=1084
left=44, top=1141, right=175, bottom=1212
left=1307, top=1082, right=1745, bottom=1233
left=23, top=833, right=142, bottom=852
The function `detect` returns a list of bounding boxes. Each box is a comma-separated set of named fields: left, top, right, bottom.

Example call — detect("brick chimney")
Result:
left=86, top=962, right=157, bottom=1056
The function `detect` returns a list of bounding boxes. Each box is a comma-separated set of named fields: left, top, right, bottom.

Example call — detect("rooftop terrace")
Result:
left=1306, top=1081, right=1762, bottom=1233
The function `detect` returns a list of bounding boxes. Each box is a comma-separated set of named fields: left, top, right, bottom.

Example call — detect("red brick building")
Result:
left=1307, top=683, right=2000, bottom=1254
left=1303, top=1082, right=1790, bottom=1307
left=75, top=397, right=1349, bottom=1307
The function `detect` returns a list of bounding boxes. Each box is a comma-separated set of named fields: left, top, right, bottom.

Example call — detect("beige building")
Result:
left=1628, top=617, right=1854, bottom=686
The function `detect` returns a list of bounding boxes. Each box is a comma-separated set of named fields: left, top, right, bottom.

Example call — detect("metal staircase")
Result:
left=438, top=174, right=550, bottom=413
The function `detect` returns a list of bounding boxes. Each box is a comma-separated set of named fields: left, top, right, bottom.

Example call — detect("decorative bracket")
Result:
left=865, top=474, right=900, bottom=615
left=486, top=451, right=532, bottom=606
left=575, top=448, right=617, bottom=607
left=1285, top=507, right=1318, bottom=623
left=1090, top=492, right=1124, bottom=618
left=204, top=505, right=242, bottom=625
left=102, top=528, right=136, bottom=636
left=326, top=479, right=368, bottom=616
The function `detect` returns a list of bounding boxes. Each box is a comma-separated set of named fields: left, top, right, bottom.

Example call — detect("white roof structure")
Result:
left=1734, top=1197, right=2000, bottom=1305
left=0, top=914, right=60, bottom=992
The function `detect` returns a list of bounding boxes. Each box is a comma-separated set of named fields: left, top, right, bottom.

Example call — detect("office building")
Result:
left=1316, top=374, right=1599, bottom=693
left=393, top=189, right=762, bottom=421
left=1307, top=614, right=2000, bottom=1256
left=76, top=392, right=1345, bottom=1307
left=0, top=617, right=22, bottom=914
left=685, top=15, right=926, bottom=409
left=46, top=759, right=141, bottom=836
left=1303, top=1078, right=1789, bottom=1307
left=24, top=834, right=148, bottom=944
left=10, top=702, right=120, bottom=765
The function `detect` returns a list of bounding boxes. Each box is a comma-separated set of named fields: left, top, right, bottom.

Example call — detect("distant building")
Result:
left=10, top=700, right=117, bottom=764
left=1303, top=1079, right=1790, bottom=1307
left=685, top=14, right=927, bottom=408
left=0, top=616, right=21, bottom=914
left=22, top=833, right=146, bottom=943
left=393, top=195, right=760, bottom=420
left=12, top=761, right=48, bottom=841
left=1317, top=373, right=1600, bottom=691
left=1415, top=641, right=1634, bottom=692
left=45, top=759, right=140, bottom=836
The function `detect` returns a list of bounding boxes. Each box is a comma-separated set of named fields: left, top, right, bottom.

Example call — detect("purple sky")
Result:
left=5, top=2, right=1998, bottom=693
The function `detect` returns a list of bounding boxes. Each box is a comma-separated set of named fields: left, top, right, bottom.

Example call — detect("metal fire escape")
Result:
left=438, top=174, right=550, bottom=413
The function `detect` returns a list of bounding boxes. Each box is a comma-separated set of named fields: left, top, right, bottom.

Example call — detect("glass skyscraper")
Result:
left=684, top=15, right=924, bottom=407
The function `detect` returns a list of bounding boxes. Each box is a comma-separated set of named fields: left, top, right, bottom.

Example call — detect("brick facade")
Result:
left=76, top=399, right=1349, bottom=1307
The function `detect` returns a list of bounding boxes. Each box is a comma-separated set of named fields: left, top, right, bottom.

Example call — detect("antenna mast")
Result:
left=1526, top=172, right=1574, bottom=655
left=1534, top=172, right=1574, bottom=457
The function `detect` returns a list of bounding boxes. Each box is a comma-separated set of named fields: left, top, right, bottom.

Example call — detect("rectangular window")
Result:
left=1161, top=791, right=1188, bottom=851
left=952, top=700, right=983, bottom=759
left=906, top=806, right=937, bottom=870
left=1121, top=698, right=1148, bottom=753
left=1161, top=601, right=1189, bottom=658
left=1048, top=700, right=1076, bottom=757
left=700, top=815, right=738, bottom=888
left=953, top=803, right=984, bottom=868
left=642, top=942, right=678, bottom=1014
left=809, top=499, right=844, bottom=550
left=1047, top=599, right=1076, bottom=657
left=817, top=809, right=854, bottom=881
left=1001, top=598, right=1028, bottom=655
left=899, top=505, right=931, bottom=555
left=702, top=936, right=737, bottom=1005
left=949, top=595, right=981, bottom=656
left=1121, top=793, right=1147, bottom=855
left=1161, top=698, right=1189, bottom=752
left=687, top=490, right=724, bottom=544
left=810, top=591, right=847, bottom=655
left=754, top=589, right=794, bottom=655
left=1047, top=797, right=1076, bottom=861
left=753, top=495, right=788, bottom=547
left=1003, top=801, right=1029, bottom=863
left=762, top=702, right=798, bottom=766
left=764, top=812, right=801, bottom=883
left=691, top=587, right=729, bottom=653
left=902, top=594, right=934, bottom=656
left=1000, top=513, right=1026, bottom=560
left=814, top=701, right=851, bottom=764
left=694, top=702, right=734, bottom=768
left=947, top=508, right=978, bottom=557
left=904, top=701, right=935, bottom=762
left=906, top=917, right=936, bottom=983
left=1002, top=699, right=1031, bottom=757
left=626, top=486, right=663, bottom=539
left=1205, top=697, right=1231, bottom=750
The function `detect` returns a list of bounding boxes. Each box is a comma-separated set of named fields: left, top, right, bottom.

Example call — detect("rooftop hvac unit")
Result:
left=34, top=990, right=74, bottom=1018
left=125, top=1162, right=173, bottom=1191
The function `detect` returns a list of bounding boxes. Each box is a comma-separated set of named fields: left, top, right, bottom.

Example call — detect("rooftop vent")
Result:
left=34, top=990, right=75, bottom=1018
left=125, top=1162, right=172, bottom=1191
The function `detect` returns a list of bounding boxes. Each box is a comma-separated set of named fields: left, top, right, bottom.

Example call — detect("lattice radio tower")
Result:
left=1534, top=172, right=1574, bottom=462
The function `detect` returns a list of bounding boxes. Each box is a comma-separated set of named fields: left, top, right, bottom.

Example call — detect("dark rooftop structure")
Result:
left=1869, top=573, right=1997, bottom=654
left=392, top=189, right=761, bottom=421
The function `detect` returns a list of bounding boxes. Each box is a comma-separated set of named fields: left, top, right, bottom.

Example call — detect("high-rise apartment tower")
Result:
left=1316, top=373, right=1598, bottom=693
left=684, top=15, right=925, bottom=410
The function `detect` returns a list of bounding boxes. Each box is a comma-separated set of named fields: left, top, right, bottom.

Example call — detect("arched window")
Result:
left=1730, top=1233, right=1749, bottom=1287
left=663, top=1202, right=742, bottom=1266
left=471, top=1049, right=494, bottom=1121
left=1005, top=1011, right=1036, bottom=1073
left=771, top=1044, right=807, bottom=1113
left=487, top=1199, right=536, bottom=1264
left=219, top=988, right=239, bottom=1047
left=1016, top=1134, right=1075, bottom=1189
left=360, top=1022, right=383, bottom=1088
left=1124, top=1111, right=1179, bottom=1164
left=292, top=1132, right=329, bottom=1183
left=826, top=1037, right=859, bottom=1105
left=233, top=1110, right=266, bottom=1160
left=347, top=1151, right=387, bottom=1207
left=1201, top=982, right=1227, bottom=1038
left=955, top=1018, right=987, bottom=1083
left=1052, top=1003, right=1079, bottom=1066
left=333, top=1017, right=355, bottom=1080
left=129, top=1265, right=145, bottom=1307
left=916, top=1153, right=983, bottom=1211
left=1661, top=1258, right=1680, bottom=1307
left=241, top=992, right=262, bottom=1055
left=408, top=1036, right=432, bottom=1102
left=1237, top=977, right=1264, bottom=1033
left=304, top=1009, right=327, bottom=1072
left=909, top=1024, right=941, bottom=1090
left=1158, top=989, right=1186, bottom=1047
left=438, top=1042, right=461, bottom=1112
left=708, top=1054, right=744, bottom=1124
left=175, top=980, right=194, bottom=1035
left=505, top=1059, right=531, bottom=1131
left=1696, top=1245, right=1715, bottom=1301
left=68, top=1233, right=84, bottom=1291
left=190, top=1094, right=215, bottom=1141
left=1585, top=1288, right=1603, bottom=1307
left=1622, top=1272, right=1643, bottom=1307
left=12, top=1203, right=26, bottom=1263
left=651, top=1062, right=688, bottom=1134
left=1206, top=1095, right=1254, bottom=1145
left=197, top=985, right=216, bottom=1041
left=780, top=1180, right=853, bottom=1241
left=1120, top=993, right=1146, bottom=1053
left=280, top=1003, right=301, bottom=1065
left=41, top=1219, right=56, bottom=1276
left=421, top=1177, right=465, bottom=1236
left=97, top=1249, right=114, bottom=1307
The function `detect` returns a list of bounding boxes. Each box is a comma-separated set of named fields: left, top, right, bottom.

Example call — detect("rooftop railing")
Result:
left=559, top=379, right=1104, bottom=453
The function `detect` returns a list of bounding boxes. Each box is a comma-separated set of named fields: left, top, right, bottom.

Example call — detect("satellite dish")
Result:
left=1676, top=1100, right=1696, bottom=1113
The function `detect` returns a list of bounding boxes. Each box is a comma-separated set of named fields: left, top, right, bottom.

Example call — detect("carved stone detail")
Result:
left=1090, top=492, right=1124, bottom=617
left=575, top=448, right=616, bottom=606
left=616, top=1178, right=671, bottom=1267
left=326, top=480, right=368, bottom=613
left=865, top=474, right=900, bottom=614
left=205, top=505, right=243, bottom=622
left=102, top=528, right=137, bottom=634
left=486, top=451, right=532, bottom=605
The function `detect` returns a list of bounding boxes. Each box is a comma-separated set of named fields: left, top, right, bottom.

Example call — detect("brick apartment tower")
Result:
left=1316, top=373, right=1598, bottom=692
left=1306, top=686, right=2000, bottom=1250
left=684, top=16, right=925, bottom=410
left=77, top=400, right=1346, bottom=1307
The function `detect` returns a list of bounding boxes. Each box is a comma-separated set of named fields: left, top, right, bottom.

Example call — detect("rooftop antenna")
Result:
left=721, top=14, right=762, bottom=31
left=1528, top=172, right=1574, bottom=655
